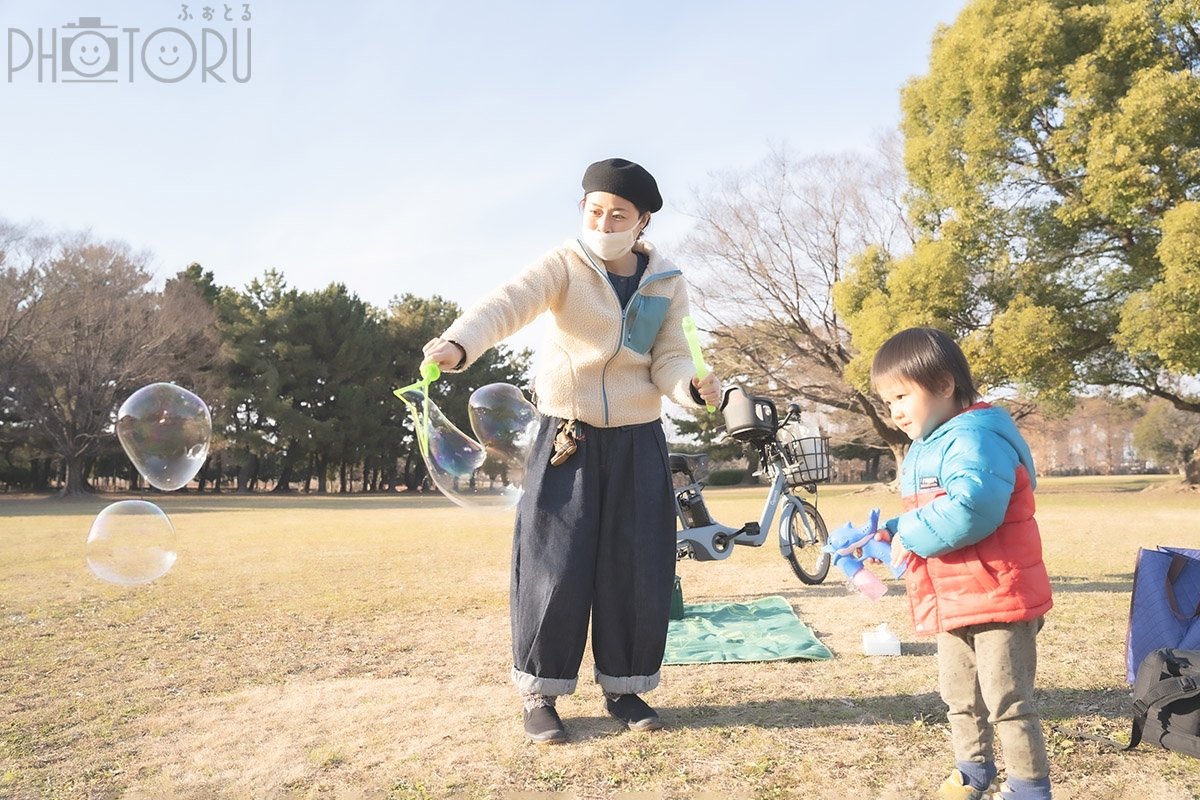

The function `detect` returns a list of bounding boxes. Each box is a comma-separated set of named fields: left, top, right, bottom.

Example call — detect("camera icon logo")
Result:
left=61, top=17, right=118, bottom=81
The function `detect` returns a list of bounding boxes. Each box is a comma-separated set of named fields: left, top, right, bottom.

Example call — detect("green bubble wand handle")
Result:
left=394, top=361, right=441, bottom=397
left=393, top=362, right=442, bottom=457
left=681, top=316, right=716, bottom=413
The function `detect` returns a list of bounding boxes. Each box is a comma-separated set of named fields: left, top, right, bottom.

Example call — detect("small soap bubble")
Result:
left=86, top=500, right=177, bottom=586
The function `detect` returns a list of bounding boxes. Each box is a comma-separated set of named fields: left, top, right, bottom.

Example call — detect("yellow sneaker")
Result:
left=937, top=770, right=999, bottom=799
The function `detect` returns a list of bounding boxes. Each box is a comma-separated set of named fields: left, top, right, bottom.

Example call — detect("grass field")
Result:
left=2, top=476, right=1200, bottom=799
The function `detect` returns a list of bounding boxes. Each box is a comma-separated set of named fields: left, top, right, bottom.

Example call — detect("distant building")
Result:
left=1017, top=397, right=1151, bottom=476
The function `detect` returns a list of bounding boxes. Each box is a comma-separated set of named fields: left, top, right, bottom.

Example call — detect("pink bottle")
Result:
left=850, top=567, right=888, bottom=601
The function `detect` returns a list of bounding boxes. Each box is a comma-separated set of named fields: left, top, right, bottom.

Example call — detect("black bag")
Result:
left=1129, top=648, right=1200, bottom=758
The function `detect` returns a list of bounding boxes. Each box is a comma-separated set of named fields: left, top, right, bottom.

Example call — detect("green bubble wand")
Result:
left=681, top=315, right=716, bottom=413
left=392, top=362, right=441, bottom=458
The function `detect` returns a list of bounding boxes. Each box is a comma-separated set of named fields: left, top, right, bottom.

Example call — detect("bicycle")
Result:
left=671, top=387, right=833, bottom=584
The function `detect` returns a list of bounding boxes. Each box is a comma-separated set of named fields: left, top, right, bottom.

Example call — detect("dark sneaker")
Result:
left=603, top=693, right=663, bottom=731
left=523, top=705, right=567, bottom=744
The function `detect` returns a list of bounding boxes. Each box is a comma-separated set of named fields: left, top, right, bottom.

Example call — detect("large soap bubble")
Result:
left=468, top=383, right=539, bottom=495
left=396, top=382, right=539, bottom=509
left=396, top=388, right=492, bottom=507
left=116, top=383, right=211, bottom=491
left=86, top=500, right=177, bottom=586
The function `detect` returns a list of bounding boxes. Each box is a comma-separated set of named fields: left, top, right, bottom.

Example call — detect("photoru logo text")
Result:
left=7, top=11, right=252, bottom=84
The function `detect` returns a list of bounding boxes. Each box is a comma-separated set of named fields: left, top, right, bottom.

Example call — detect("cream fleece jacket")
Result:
left=441, top=238, right=702, bottom=427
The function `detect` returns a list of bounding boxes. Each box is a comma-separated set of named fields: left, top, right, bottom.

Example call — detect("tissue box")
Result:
left=862, top=623, right=901, bottom=656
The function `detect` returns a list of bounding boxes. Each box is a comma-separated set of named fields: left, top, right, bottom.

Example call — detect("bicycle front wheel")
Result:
left=781, top=497, right=831, bottom=584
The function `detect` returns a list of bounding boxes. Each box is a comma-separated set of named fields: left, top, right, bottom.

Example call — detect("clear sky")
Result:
left=2, top=0, right=965, bottom=349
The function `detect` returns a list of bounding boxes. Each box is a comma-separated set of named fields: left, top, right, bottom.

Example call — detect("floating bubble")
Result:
left=396, top=388, right=493, bottom=507
left=86, top=500, right=177, bottom=586
left=468, top=383, right=539, bottom=493
left=396, top=383, right=538, bottom=509
left=116, top=383, right=211, bottom=491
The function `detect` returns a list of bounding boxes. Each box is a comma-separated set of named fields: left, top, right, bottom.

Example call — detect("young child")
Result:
left=871, top=327, right=1053, bottom=800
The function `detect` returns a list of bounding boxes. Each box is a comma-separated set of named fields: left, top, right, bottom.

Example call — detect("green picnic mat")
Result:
left=663, top=595, right=833, bottom=665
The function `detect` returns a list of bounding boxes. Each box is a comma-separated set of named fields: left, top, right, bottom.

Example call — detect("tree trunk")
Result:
left=197, top=453, right=221, bottom=493
left=887, top=442, right=909, bottom=481
left=56, top=452, right=92, bottom=498
left=274, top=441, right=297, bottom=493
left=403, top=449, right=419, bottom=491
left=864, top=452, right=881, bottom=482
left=316, top=456, right=328, bottom=493
left=273, top=461, right=294, bottom=492
left=236, top=452, right=257, bottom=493
left=32, top=460, right=53, bottom=491
left=1185, top=452, right=1200, bottom=485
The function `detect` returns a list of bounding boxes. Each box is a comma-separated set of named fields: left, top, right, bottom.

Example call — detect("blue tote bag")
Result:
left=1126, top=546, right=1200, bottom=682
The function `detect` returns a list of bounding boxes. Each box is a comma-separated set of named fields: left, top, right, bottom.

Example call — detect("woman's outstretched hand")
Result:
left=422, top=338, right=465, bottom=371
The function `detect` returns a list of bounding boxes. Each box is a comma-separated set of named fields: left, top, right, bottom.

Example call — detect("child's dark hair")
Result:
left=871, top=327, right=979, bottom=409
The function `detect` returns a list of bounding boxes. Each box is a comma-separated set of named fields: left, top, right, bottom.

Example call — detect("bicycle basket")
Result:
left=781, top=436, right=832, bottom=485
left=721, top=387, right=778, bottom=443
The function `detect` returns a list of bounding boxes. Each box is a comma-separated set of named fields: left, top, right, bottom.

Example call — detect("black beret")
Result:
left=581, top=158, right=663, bottom=213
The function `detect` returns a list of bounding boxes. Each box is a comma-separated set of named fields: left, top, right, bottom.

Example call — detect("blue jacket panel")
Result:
left=889, top=404, right=1037, bottom=559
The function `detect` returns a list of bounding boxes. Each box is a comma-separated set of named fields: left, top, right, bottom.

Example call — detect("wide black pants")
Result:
left=510, top=415, right=676, bottom=696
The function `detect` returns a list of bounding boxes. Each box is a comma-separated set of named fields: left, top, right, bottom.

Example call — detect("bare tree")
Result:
left=0, top=221, right=56, bottom=391
left=4, top=227, right=221, bottom=496
left=683, top=140, right=915, bottom=464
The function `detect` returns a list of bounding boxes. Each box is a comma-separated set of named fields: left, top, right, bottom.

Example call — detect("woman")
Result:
left=423, top=157, right=721, bottom=744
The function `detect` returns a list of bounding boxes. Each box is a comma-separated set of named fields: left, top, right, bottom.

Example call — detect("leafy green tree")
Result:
left=201, top=282, right=530, bottom=495
left=837, top=0, right=1200, bottom=474
left=385, top=294, right=531, bottom=492
left=273, top=284, right=384, bottom=492
left=167, top=264, right=231, bottom=491
left=1118, top=200, right=1200, bottom=392
left=1133, top=398, right=1200, bottom=479
left=216, top=270, right=295, bottom=492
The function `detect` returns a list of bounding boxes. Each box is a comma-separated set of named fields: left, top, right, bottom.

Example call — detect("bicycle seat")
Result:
left=669, top=453, right=709, bottom=475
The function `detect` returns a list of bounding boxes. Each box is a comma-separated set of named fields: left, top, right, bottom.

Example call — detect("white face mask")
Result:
left=580, top=221, right=642, bottom=261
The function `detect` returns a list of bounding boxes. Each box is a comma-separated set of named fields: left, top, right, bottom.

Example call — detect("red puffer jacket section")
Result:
left=903, top=463, right=1052, bottom=635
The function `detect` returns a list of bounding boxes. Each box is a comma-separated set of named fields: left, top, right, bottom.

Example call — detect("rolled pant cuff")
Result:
left=1003, top=775, right=1052, bottom=800
left=957, top=760, right=997, bottom=791
left=511, top=668, right=576, bottom=697
left=594, top=667, right=660, bottom=695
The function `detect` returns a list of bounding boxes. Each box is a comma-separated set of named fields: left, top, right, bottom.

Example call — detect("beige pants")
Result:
left=937, top=619, right=1050, bottom=782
